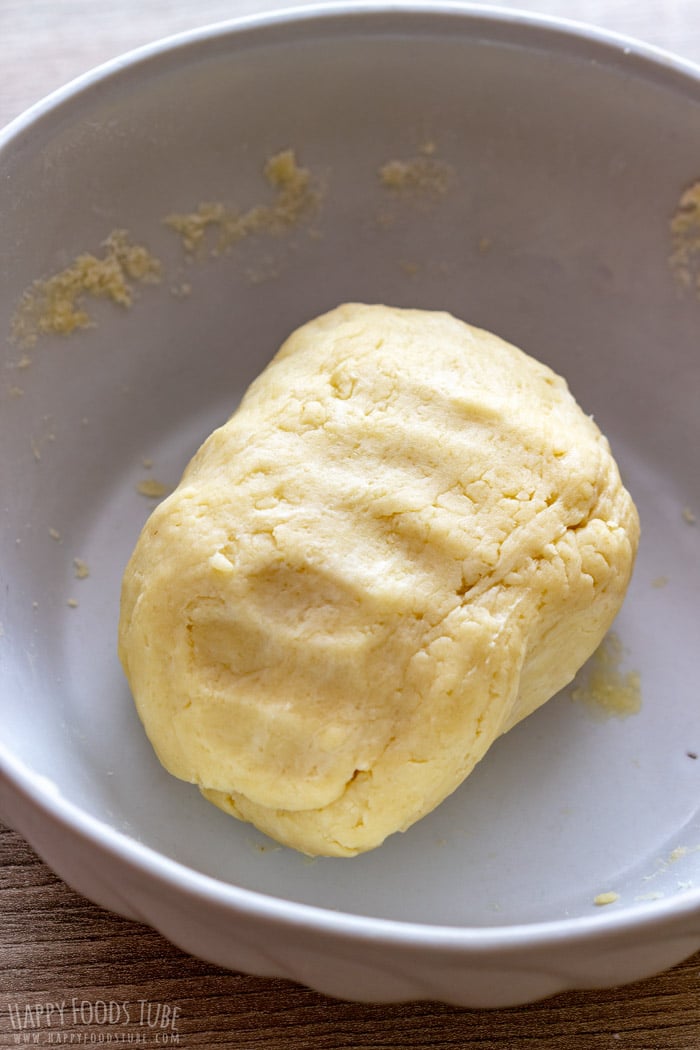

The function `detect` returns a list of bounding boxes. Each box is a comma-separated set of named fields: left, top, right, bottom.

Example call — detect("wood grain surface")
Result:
left=2, top=824, right=700, bottom=1049
left=1, top=2, right=700, bottom=1046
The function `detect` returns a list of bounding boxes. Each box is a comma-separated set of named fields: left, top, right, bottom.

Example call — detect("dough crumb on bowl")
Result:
left=594, top=891, right=620, bottom=906
left=378, top=150, right=454, bottom=196
left=669, top=179, right=700, bottom=294
left=118, top=303, right=639, bottom=857
left=73, top=558, right=90, bottom=580
left=170, top=282, right=192, bottom=299
left=642, top=843, right=700, bottom=884
left=570, top=631, right=641, bottom=719
left=136, top=479, right=169, bottom=499
left=164, top=149, right=321, bottom=256
left=375, top=145, right=454, bottom=229
left=11, top=230, right=161, bottom=348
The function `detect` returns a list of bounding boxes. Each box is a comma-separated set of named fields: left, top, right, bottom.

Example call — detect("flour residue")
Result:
left=570, top=631, right=641, bottom=719
left=642, top=843, right=700, bottom=885
left=378, top=142, right=454, bottom=197
left=11, top=230, right=161, bottom=349
left=8, top=150, right=321, bottom=355
left=669, top=180, right=700, bottom=295
left=164, top=149, right=322, bottom=256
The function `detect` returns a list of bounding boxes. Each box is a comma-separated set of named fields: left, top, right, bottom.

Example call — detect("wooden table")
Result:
left=1, top=2, right=699, bottom=1046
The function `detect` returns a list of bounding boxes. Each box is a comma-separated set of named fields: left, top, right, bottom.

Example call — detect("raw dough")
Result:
left=118, top=304, right=639, bottom=856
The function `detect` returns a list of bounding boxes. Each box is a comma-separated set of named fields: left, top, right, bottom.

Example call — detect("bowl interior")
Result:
left=1, top=8, right=700, bottom=926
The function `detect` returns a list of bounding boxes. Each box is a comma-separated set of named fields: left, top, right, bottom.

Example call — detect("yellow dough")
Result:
left=118, top=304, right=639, bottom=856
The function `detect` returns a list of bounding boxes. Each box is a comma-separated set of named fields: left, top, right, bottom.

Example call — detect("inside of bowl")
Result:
left=1, top=10, right=699, bottom=926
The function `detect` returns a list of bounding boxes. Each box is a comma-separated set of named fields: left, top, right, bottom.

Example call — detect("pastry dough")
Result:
left=119, top=304, right=639, bottom=856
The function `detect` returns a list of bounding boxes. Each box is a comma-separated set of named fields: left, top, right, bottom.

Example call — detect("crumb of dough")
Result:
left=49, top=528, right=61, bottom=542
left=16, top=354, right=32, bottom=369
left=31, top=438, right=41, bottom=462
left=66, top=599, right=79, bottom=609
left=571, top=631, right=641, bottom=719
left=32, top=601, right=38, bottom=609
left=376, top=147, right=454, bottom=230
left=682, top=506, right=696, bottom=524
left=11, top=230, right=162, bottom=348
left=643, top=843, right=700, bottom=882
left=478, top=237, right=492, bottom=254
left=594, top=891, right=620, bottom=906
left=73, top=558, right=90, bottom=580
left=669, top=180, right=700, bottom=293
left=164, top=149, right=321, bottom=256
left=141, top=457, right=154, bottom=469
left=8, top=386, right=23, bottom=397
left=119, top=303, right=639, bottom=858
left=378, top=151, right=454, bottom=196
left=136, top=479, right=168, bottom=499
left=652, top=575, right=668, bottom=588
left=170, top=282, right=192, bottom=299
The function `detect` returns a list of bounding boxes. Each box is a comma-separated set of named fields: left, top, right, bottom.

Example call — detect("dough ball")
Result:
left=118, top=304, right=639, bottom=856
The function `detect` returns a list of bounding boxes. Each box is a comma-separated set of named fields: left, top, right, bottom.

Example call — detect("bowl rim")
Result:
left=5, top=742, right=700, bottom=950
left=3, top=0, right=700, bottom=150
left=2, top=0, right=700, bottom=951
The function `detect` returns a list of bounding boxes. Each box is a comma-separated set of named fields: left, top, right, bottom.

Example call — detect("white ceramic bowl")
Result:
left=1, top=2, right=700, bottom=1007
